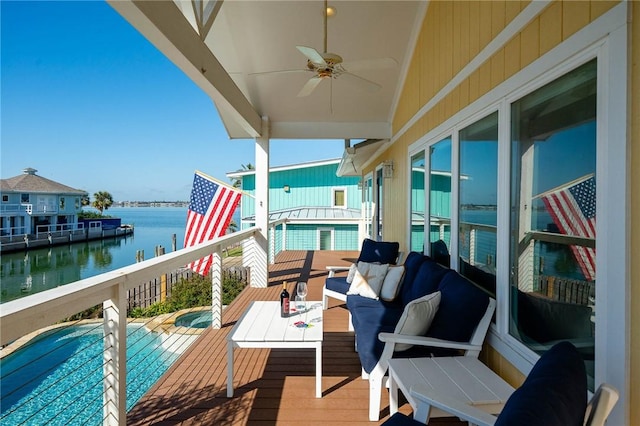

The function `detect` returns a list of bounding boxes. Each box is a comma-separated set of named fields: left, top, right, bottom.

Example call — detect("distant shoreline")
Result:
left=113, top=201, right=189, bottom=208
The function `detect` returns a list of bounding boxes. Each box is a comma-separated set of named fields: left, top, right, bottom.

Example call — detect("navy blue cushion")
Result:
left=358, top=239, right=400, bottom=265
left=400, top=252, right=430, bottom=291
left=426, top=272, right=489, bottom=342
left=495, top=341, right=587, bottom=426
left=381, top=412, right=424, bottom=426
left=355, top=321, right=396, bottom=373
left=347, top=295, right=404, bottom=330
left=325, top=276, right=351, bottom=295
left=400, top=259, right=449, bottom=306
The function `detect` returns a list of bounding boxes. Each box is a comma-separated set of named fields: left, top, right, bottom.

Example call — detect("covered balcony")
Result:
left=2, top=1, right=636, bottom=425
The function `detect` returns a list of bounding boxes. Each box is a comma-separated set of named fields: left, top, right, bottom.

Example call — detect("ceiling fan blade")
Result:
left=248, top=69, right=309, bottom=77
left=297, top=76, right=324, bottom=97
left=341, top=72, right=381, bottom=93
left=342, top=57, right=398, bottom=71
left=296, top=45, right=327, bottom=67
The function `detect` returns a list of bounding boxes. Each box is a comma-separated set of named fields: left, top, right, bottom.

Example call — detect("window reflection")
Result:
left=510, top=59, right=596, bottom=389
left=459, top=112, right=498, bottom=297
left=410, top=152, right=426, bottom=252
left=429, top=137, right=452, bottom=266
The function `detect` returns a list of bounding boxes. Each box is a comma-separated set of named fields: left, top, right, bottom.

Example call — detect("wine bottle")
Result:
left=280, top=282, right=290, bottom=318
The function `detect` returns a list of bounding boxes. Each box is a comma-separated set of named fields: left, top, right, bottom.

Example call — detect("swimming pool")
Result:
left=0, top=322, right=197, bottom=425
left=175, top=310, right=212, bottom=328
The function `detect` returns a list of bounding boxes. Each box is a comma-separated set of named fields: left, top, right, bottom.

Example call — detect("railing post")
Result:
left=282, top=222, right=287, bottom=251
left=469, top=227, right=476, bottom=266
left=269, top=224, right=275, bottom=265
left=103, top=282, right=127, bottom=426
left=243, top=235, right=268, bottom=288
left=210, top=249, right=222, bottom=329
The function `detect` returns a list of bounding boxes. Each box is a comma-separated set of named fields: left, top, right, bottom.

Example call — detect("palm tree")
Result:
left=231, top=163, right=254, bottom=188
left=227, top=220, right=238, bottom=234
left=92, top=191, right=114, bottom=214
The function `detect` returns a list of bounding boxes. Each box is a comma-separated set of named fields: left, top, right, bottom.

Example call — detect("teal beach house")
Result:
left=227, top=159, right=362, bottom=251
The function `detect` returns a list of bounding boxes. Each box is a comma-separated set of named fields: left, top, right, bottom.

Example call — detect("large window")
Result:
left=410, top=152, right=426, bottom=253
left=429, top=137, right=452, bottom=266
left=510, top=60, right=596, bottom=387
left=459, top=112, right=498, bottom=297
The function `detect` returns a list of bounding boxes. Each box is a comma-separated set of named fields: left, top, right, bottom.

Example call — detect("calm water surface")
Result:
left=1, top=207, right=191, bottom=303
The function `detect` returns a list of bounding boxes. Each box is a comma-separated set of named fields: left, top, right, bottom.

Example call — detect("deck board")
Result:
left=128, top=250, right=466, bottom=425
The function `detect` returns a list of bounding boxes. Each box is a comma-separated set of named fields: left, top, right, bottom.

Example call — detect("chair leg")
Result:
left=322, top=287, right=328, bottom=310
left=369, top=374, right=383, bottom=421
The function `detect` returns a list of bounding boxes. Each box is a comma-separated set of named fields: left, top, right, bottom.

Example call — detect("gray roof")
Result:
left=1, top=169, right=87, bottom=195
left=244, top=207, right=361, bottom=222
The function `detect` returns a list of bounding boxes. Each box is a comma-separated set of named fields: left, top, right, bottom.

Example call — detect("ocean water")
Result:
left=1, top=207, right=241, bottom=303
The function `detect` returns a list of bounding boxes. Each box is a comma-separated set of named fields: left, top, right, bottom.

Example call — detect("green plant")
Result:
left=127, top=272, right=248, bottom=318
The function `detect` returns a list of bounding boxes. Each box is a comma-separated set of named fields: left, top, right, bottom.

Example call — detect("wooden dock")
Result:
left=128, top=250, right=466, bottom=425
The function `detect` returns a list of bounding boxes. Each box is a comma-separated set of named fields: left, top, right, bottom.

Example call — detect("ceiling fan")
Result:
left=250, top=0, right=397, bottom=98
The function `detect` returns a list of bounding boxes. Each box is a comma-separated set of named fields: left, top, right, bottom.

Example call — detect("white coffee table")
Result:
left=388, top=357, right=514, bottom=423
left=227, top=300, right=324, bottom=398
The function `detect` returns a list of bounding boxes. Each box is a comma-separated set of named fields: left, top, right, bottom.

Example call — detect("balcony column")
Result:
left=210, top=249, right=222, bottom=328
left=247, top=116, right=269, bottom=288
left=103, top=281, right=127, bottom=425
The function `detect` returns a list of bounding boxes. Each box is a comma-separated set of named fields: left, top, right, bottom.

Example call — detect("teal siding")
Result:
left=238, top=163, right=361, bottom=217
left=275, top=224, right=359, bottom=250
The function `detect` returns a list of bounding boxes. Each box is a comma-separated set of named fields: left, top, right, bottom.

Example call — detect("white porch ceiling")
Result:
left=109, top=0, right=426, bottom=141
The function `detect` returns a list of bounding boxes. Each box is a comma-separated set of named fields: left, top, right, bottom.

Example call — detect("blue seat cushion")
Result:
left=400, top=259, right=450, bottom=306
left=381, top=412, right=424, bottom=426
left=325, top=276, right=350, bottom=296
left=347, top=295, right=404, bottom=331
left=426, top=272, right=490, bottom=342
left=358, top=239, right=400, bottom=264
left=495, top=341, right=587, bottom=426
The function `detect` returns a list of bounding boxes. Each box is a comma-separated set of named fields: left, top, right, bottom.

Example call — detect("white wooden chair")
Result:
left=365, top=297, right=496, bottom=421
left=397, top=382, right=618, bottom=426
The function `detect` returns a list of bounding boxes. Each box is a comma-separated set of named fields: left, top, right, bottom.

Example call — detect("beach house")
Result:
left=0, top=167, right=87, bottom=236
left=227, top=159, right=362, bottom=251
left=2, top=2, right=638, bottom=425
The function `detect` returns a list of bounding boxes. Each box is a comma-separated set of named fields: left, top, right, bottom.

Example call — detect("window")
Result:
left=363, top=174, right=374, bottom=239
left=410, top=152, right=426, bottom=252
left=59, top=197, right=65, bottom=210
left=459, top=112, right=498, bottom=297
left=21, top=194, right=29, bottom=203
left=375, top=167, right=384, bottom=240
left=429, top=137, right=452, bottom=266
left=2, top=195, right=8, bottom=202
left=509, top=60, right=596, bottom=385
left=332, top=188, right=346, bottom=208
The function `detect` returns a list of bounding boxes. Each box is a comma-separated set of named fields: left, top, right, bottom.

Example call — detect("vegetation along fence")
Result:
left=127, top=266, right=250, bottom=313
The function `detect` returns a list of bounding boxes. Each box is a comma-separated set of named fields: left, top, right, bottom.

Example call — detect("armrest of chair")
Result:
left=326, top=265, right=351, bottom=278
left=409, top=385, right=497, bottom=426
left=378, top=332, right=482, bottom=353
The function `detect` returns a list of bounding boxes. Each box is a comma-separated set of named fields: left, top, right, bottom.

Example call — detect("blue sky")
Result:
left=1, top=1, right=345, bottom=202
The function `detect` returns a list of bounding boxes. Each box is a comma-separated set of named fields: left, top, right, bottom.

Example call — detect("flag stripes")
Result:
left=540, top=174, right=596, bottom=281
left=184, top=171, right=241, bottom=275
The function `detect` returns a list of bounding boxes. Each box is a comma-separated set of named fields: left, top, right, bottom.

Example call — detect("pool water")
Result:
left=0, top=323, right=196, bottom=425
left=175, top=311, right=212, bottom=328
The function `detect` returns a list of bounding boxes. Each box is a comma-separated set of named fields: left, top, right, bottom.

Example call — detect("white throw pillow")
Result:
left=379, top=265, right=405, bottom=302
left=346, top=263, right=358, bottom=284
left=346, top=262, right=389, bottom=299
left=393, top=291, right=441, bottom=351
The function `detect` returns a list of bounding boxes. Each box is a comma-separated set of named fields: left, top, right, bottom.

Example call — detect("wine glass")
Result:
left=296, top=282, right=308, bottom=310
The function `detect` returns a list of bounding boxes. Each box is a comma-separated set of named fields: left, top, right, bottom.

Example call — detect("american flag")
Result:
left=184, top=171, right=241, bottom=275
left=540, top=174, right=596, bottom=281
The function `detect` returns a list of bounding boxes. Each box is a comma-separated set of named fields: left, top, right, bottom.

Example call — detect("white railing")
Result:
left=0, top=227, right=264, bottom=426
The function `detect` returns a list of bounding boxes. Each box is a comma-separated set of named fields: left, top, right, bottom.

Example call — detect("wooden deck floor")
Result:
left=128, top=250, right=466, bottom=425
